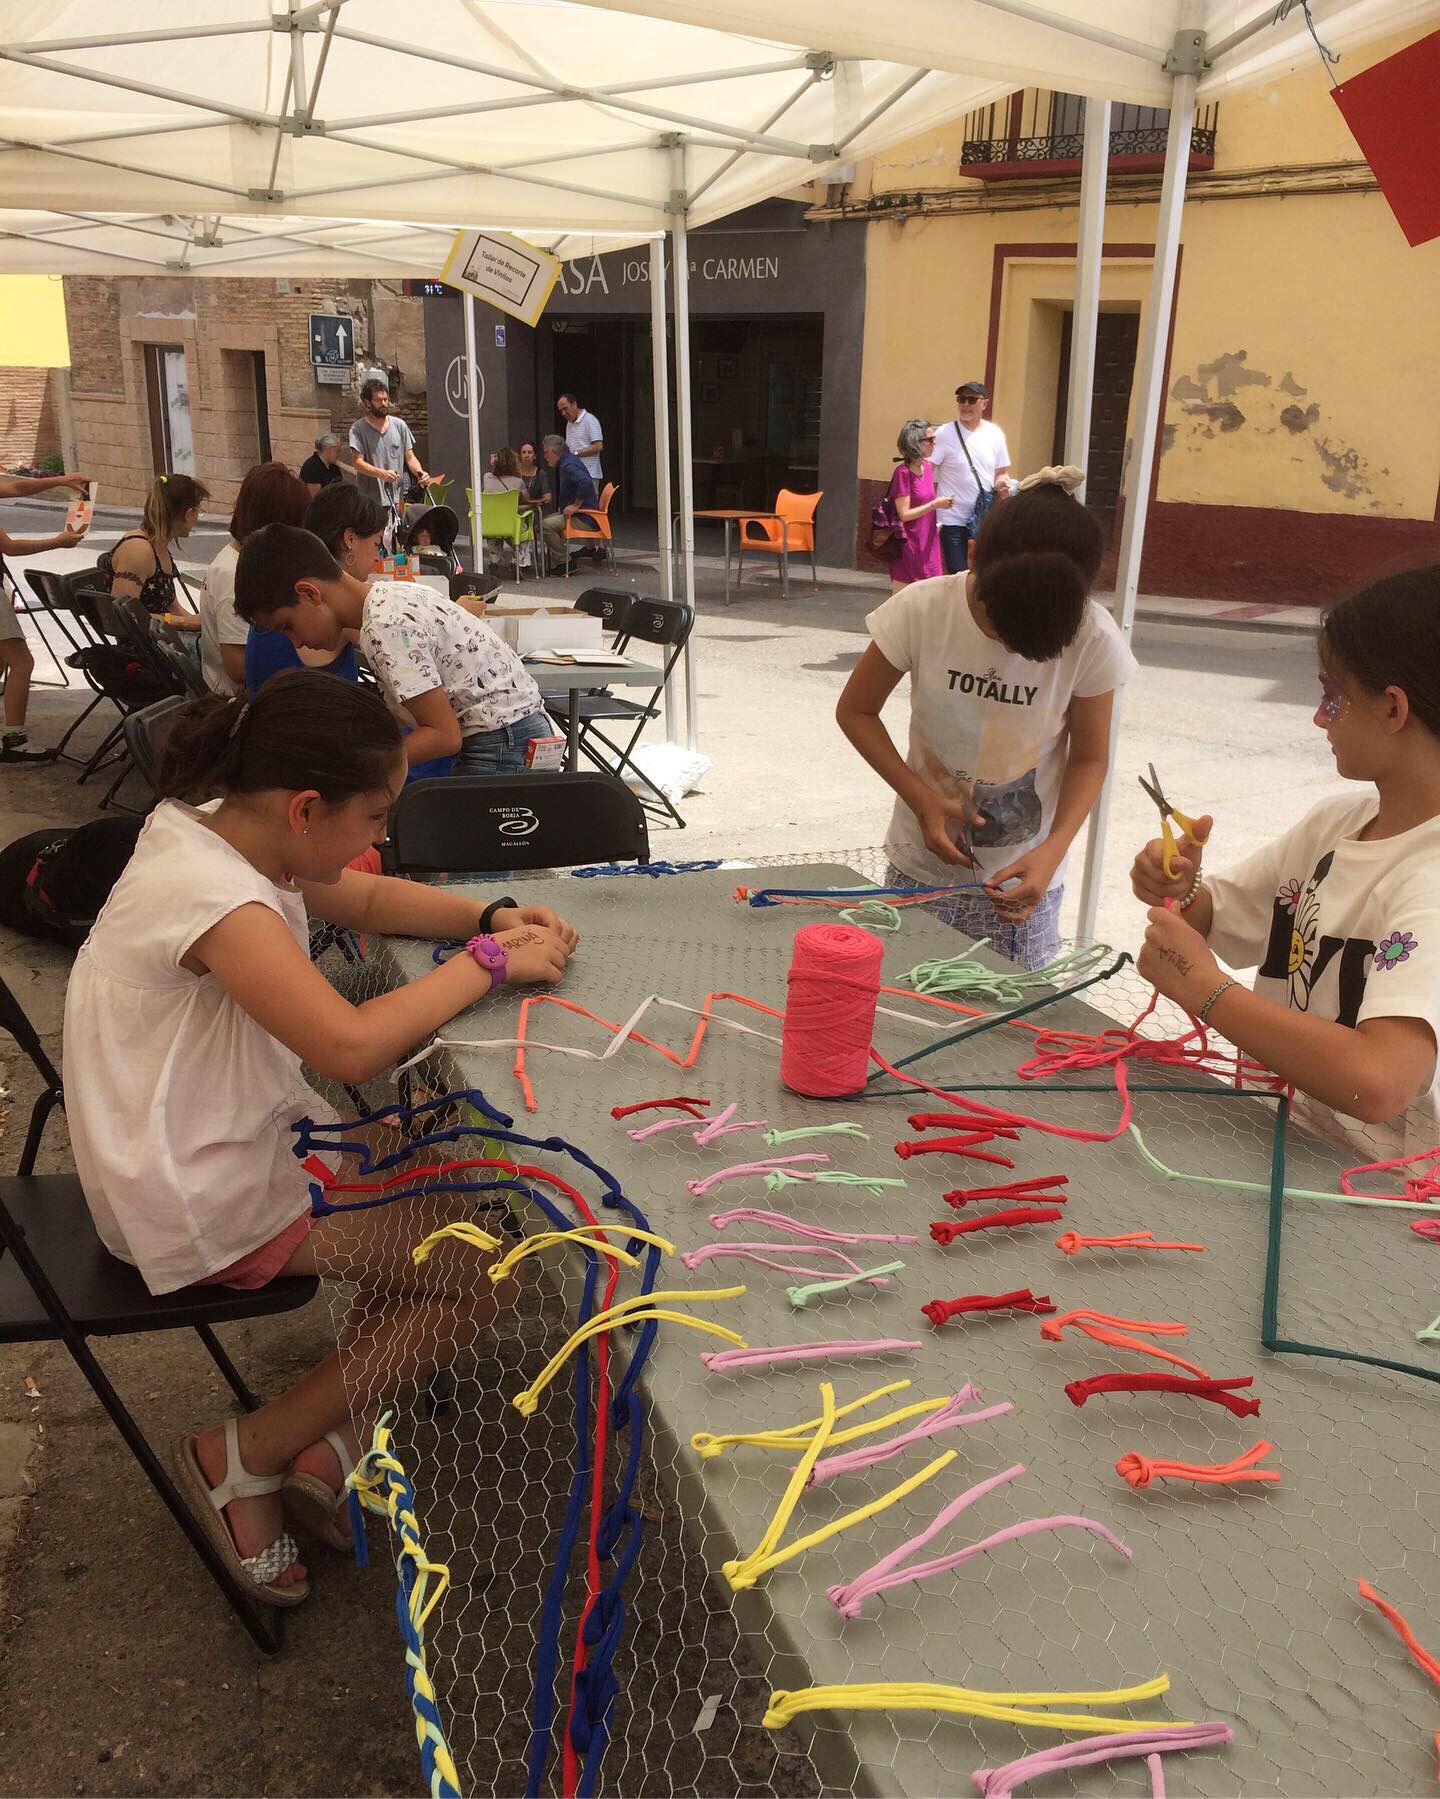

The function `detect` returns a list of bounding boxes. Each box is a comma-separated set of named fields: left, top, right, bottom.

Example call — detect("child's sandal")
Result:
left=172, top=1419, right=309, bottom=1608
left=282, top=1429, right=358, bottom=1553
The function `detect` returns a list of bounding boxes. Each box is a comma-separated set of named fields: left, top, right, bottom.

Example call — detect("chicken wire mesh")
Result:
left=301, top=858, right=1439, bottom=1799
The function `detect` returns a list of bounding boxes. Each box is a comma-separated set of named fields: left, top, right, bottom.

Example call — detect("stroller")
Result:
left=401, top=504, right=463, bottom=577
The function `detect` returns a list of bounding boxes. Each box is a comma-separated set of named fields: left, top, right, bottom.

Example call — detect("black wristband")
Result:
left=479, top=896, right=518, bottom=935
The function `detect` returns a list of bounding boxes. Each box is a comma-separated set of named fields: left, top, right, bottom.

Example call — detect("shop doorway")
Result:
left=1052, top=310, right=1139, bottom=524
left=543, top=314, right=823, bottom=540
left=143, top=343, right=196, bottom=476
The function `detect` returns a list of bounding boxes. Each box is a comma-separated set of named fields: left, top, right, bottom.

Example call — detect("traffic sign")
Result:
left=309, top=312, right=354, bottom=366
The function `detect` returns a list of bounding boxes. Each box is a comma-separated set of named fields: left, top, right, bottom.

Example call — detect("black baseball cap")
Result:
left=955, top=380, right=989, bottom=398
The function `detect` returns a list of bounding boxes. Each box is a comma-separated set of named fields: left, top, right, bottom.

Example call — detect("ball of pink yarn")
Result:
left=780, top=923, right=885, bottom=1099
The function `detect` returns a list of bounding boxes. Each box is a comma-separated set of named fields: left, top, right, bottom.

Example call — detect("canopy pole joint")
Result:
left=1164, top=27, right=1208, bottom=74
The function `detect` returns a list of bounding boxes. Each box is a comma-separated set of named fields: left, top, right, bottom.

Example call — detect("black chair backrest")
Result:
left=25, top=567, right=102, bottom=642
left=0, top=972, right=60, bottom=1099
left=572, top=589, right=635, bottom=636
left=384, top=772, right=649, bottom=876
left=620, top=598, right=694, bottom=652
left=122, top=695, right=189, bottom=796
left=105, top=593, right=187, bottom=696
left=449, top=570, right=503, bottom=603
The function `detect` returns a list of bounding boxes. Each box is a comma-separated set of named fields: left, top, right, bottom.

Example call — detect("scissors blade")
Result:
left=1137, top=763, right=1167, bottom=812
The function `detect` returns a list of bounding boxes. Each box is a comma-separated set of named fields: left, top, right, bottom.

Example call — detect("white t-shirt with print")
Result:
left=867, top=576, right=1137, bottom=888
left=930, top=419, right=1010, bottom=516
left=196, top=540, right=246, bottom=698
left=360, top=579, right=543, bottom=737
left=1206, top=789, right=1440, bottom=1157
left=565, top=409, right=603, bottom=480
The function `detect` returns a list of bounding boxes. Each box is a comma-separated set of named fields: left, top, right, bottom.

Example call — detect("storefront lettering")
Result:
left=615, top=254, right=782, bottom=287
left=555, top=256, right=611, bottom=297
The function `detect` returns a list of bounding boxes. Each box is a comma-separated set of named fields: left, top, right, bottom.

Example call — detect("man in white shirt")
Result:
left=929, top=380, right=1013, bottom=576
left=557, top=392, right=604, bottom=482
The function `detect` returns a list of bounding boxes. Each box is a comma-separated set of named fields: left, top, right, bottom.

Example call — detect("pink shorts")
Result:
left=198, top=1211, right=313, bottom=1291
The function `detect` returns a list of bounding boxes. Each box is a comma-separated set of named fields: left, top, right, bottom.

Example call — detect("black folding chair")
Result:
left=121, top=694, right=189, bottom=800
left=1, top=556, right=69, bottom=691
left=544, top=598, right=695, bottom=828
left=381, top=771, right=649, bottom=876
left=572, top=588, right=636, bottom=639
left=22, top=568, right=113, bottom=760
left=0, top=973, right=318, bottom=1654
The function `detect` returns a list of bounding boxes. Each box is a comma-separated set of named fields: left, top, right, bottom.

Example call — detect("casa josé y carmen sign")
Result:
left=440, top=229, right=562, bottom=329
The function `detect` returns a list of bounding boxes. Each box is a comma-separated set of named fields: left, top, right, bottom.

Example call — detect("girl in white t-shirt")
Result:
left=838, top=469, right=1136, bottom=968
left=64, top=672, right=578, bottom=1607
left=1133, top=567, right=1440, bottom=1156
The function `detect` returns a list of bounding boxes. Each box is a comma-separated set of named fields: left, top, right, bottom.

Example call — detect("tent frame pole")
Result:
left=463, top=291, right=484, bottom=575
left=1074, top=37, right=1199, bottom=944
left=670, top=142, right=698, bottom=753
left=649, top=235, right=679, bottom=739
left=1063, top=97, right=1109, bottom=483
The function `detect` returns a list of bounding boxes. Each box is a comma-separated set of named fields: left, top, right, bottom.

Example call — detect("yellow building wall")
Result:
left=853, top=26, right=1440, bottom=526
left=0, top=276, right=71, bottom=368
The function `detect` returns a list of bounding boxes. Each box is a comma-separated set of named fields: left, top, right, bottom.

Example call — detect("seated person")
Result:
left=243, top=487, right=380, bottom=697
left=1132, top=566, right=1440, bottom=1160
left=299, top=434, right=346, bottom=498
left=403, top=505, right=462, bottom=577
left=199, top=461, right=310, bottom=697
left=540, top=433, right=599, bottom=570
left=63, top=671, right=577, bottom=1604
left=235, top=523, right=554, bottom=778
left=516, top=440, right=551, bottom=510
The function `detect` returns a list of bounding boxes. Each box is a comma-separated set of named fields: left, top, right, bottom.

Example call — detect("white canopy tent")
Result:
left=2, top=0, right=1431, bottom=892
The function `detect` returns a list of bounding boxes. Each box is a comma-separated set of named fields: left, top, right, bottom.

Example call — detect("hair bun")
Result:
left=1014, top=464, right=1085, bottom=495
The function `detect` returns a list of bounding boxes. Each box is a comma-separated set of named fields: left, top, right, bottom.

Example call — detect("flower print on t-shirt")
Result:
left=1374, top=930, right=1418, bottom=971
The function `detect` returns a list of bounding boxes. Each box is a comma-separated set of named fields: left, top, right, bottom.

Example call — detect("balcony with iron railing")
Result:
left=960, top=91, right=1218, bottom=181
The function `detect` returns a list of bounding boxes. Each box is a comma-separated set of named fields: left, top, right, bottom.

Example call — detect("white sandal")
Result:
left=282, top=1429, right=358, bottom=1553
left=173, top=1418, right=309, bottom=1608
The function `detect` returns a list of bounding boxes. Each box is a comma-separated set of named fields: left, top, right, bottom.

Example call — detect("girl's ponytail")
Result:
left=156, top=693, right=250, bottom=800
left=156, top=671, right=402, bottom=804
left=142, top=473, right=210, bottom=546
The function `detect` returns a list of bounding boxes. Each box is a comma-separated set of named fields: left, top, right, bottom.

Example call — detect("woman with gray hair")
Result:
left=885, top=417, right=951, bottom=591
left=299, top=433, right=346, bottom=498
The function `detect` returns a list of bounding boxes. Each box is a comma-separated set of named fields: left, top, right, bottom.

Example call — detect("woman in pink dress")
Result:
left=886, top=418, right=953, bottom=591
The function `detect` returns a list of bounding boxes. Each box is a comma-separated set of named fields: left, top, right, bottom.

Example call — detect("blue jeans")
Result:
left=938, top=523, right=973, bottom=576
left=885, top=863, right=1063, bottom=971
left=453, top=710, right=552, bottom=776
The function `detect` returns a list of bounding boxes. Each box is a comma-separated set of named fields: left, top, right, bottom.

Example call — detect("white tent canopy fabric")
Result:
left=2, top=0, right=1435, bottom=275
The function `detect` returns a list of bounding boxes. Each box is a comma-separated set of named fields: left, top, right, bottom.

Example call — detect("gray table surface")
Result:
left=526, top=658, right=663, bottom=693
left=364, top=866, right=1439, bottom=1798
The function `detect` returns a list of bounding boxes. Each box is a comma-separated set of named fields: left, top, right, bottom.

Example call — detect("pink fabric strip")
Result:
left=709, top=1206, right=919, bottom=1246
left=628, top=1115, right=697, bottom=1142
left=971, top=1724, right=1234, bottom=1798
left=700, top=1338, right=922, bottom=1371
left=686, top=1154, right=830, bottom=1197
left=826, top=1464, right=1024, bottom=1618
left=832, top=1513, right=1132, bottom=1619
left=681, top=1242, right=893, bottom=1283
left=695, top=1117, right=767, bottom=1143
left=691, top=1102, right=739, bottom=1145
left=808, top=1387, right=1014, bottom=1485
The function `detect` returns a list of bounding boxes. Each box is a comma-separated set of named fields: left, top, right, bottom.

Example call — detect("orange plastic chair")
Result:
left=564, top=482, right=619, bottom=574
left=735, top=489, right=822, bottom=600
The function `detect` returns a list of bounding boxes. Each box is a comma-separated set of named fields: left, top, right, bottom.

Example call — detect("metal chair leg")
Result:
left=194, top=1324, right=263, bottom=1413
left=51, top=1324, right=282, bottom=1652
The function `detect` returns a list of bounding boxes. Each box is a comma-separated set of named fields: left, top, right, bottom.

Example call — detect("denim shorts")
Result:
left=885, top=863, right=1063, bottom=970
left=453, top=710, right=553, bottom=776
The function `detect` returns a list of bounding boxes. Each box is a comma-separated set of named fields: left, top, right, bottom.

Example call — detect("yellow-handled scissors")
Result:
left=1137, top=763, right=1201, bottom=882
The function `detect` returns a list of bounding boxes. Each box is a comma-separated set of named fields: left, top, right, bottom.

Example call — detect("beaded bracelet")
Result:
left=1196, top=977, right=1237, bottom=1023
left=1176, top=872, right=1204, bottom=912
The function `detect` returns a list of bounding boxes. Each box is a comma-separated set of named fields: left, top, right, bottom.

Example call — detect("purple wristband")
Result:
left=464, top=932, right=508, bottom=987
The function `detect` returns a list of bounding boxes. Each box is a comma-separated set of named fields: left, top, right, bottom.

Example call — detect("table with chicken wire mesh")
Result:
left=332, top=864, right=1439, bottom=1798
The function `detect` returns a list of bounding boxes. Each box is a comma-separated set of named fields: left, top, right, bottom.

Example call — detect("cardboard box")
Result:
left=485, top=610, right=604, bottom=655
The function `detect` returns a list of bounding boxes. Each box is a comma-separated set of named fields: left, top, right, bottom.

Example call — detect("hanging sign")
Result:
left=439, top=230, right=561, bottom=328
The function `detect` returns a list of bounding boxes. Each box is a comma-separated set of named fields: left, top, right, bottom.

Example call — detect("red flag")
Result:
left=1332, top=29, right=1440, bottom=247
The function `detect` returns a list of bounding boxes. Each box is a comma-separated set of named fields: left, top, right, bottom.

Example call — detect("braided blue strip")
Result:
left=293, top=1093, right=663, bottom=1799
left=742, top=880, right=985, bottom=907
left=571, top=859, right=722, bottom=878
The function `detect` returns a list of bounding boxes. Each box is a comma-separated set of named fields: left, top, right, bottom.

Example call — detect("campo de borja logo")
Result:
left=494, top=807, right=540, bottom=838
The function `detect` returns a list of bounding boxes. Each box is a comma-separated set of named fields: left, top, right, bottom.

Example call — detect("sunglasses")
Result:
left=957, top=394, right=984, bottom=403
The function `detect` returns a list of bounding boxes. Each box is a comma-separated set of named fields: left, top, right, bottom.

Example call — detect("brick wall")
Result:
left=62, top=276, right=430, bottom=511
left=0, top=367, right=64, bottom=468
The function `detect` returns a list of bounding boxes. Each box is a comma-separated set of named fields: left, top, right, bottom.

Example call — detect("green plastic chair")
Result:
left=477, top=487, right=541, bottom=580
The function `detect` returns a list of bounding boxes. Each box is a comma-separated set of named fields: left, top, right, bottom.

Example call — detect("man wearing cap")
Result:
left=930, top=380, right=1012, bottom=576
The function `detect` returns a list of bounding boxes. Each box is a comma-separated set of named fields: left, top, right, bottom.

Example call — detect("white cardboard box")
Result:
left=484, top=609, right=605, bottom=656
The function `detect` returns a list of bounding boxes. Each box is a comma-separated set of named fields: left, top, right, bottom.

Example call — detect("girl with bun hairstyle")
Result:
left=837, top=468, right=1136, bottom=967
